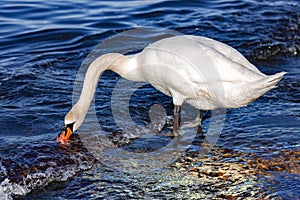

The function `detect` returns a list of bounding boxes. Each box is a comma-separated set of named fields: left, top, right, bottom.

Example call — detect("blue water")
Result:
left=0, top=0, right=299, bottom=199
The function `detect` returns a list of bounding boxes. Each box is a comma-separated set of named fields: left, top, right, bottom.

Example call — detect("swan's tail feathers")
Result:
left=257, top=72, right=286, bottom=90
left=255, top=71, right=286, bottom=94
left=235, top=72, right=286, bottom=107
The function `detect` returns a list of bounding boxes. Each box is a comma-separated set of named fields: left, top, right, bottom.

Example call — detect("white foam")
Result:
left=0, top=178, right=29, bottom=200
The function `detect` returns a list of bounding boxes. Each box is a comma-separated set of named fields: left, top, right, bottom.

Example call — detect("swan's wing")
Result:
left=140, top=35, right=264, bottom=85
left=186, top=35, right=264, bottom=75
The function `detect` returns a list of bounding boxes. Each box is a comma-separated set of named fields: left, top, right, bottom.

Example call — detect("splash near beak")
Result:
left=56, top=126, right=73, bottom=145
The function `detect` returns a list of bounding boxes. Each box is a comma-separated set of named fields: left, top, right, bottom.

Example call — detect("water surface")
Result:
left=0, top=0, right=299, bottom=199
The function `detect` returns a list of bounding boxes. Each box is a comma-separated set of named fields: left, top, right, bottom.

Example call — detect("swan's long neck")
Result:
left=68, top=53, right=143, bottom=131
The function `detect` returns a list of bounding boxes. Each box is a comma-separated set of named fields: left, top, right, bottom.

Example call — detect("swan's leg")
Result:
left=196, top=110, right=204, bottom=133
left=173, top=105, right=181, bottom=136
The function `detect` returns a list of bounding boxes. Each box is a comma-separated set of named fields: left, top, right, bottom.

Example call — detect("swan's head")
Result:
left=56, top=107, right=82, bottom=145
left=56, top=122, right=74, bottom=145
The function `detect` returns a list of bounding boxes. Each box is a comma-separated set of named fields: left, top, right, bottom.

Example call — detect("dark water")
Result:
left=0, top=0, right=299, bottom=199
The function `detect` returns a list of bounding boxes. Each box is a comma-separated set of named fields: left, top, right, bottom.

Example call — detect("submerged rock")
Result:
left=168, top=146, right=299, bottom=199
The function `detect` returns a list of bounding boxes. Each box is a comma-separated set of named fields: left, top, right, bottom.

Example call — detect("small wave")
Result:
left=252, top=42, right=300, bottom=60
left=0, top=138, right=96, bottom=199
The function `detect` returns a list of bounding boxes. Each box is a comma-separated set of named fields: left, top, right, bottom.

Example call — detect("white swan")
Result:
left=57, top=35, right=286, bottom=144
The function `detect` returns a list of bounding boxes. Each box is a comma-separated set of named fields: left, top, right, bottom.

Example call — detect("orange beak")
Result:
left=56, top=126, right=73, bottom=145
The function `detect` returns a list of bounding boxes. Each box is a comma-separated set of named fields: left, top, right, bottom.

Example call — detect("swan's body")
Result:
left=57, top=35, right=285, bottom=144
